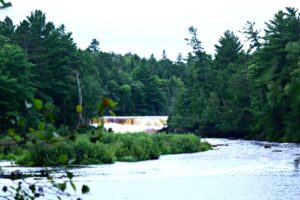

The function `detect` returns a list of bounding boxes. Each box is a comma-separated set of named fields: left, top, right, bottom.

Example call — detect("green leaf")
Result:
left=109, top=110, right=116, bottom=116
left=29, top=184, right=36, bottom=193
left=66, top=172, right=74, bottom=179
left=7, top=128, right=16, bottom=136
left=81, top=184, right=90, bottom=194
left=70, top=181, right=76, bottom=191
left=33, top=99, right=43, bottom=111
left=29, top=127, right=35, bottom=132
left=37, top=122, right=45, bottom=131
left=76, top=104, right=83, bottom=113
left=108, top=98, right=117, bottom=108
left=58, top=154, right=68, bottom=165
left=58, top=182, right=67, bottom=192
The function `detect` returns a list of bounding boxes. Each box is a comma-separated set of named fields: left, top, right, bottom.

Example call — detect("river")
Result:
left=1, top=138, right=300, bottom=200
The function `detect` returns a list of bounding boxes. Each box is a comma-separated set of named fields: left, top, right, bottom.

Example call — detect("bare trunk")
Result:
left=75, top=71, right=84, bottom=128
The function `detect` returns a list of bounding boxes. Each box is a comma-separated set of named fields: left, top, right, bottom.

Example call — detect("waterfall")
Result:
left=90, top=116, right=168, bottom=133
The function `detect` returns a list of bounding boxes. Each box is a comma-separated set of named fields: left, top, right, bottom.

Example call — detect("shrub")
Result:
left=13, top=132, right=211, bottom=166
left=17, top=140, right=75, bottom=166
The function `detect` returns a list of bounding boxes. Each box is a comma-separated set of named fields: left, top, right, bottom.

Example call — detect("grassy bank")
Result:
left=0, top=132, right=211, bottom=166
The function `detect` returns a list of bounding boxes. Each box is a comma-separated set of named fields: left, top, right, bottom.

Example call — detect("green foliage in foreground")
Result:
left=2, top=132, right=211, bottom=166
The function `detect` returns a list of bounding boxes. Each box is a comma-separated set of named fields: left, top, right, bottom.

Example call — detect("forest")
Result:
left=0, top=7, right=300, bottom=142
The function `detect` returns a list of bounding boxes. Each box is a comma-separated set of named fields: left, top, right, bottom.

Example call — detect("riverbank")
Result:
left=163, top=126, right=300, bottom=144
left=0, top=132, right=211, bottom=167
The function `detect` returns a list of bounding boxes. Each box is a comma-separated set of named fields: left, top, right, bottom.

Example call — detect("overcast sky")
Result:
left=1, top=0, right=300, bottom=60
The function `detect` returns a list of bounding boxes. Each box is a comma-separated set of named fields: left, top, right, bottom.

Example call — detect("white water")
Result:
left=91, top=116, right=168, bottom=133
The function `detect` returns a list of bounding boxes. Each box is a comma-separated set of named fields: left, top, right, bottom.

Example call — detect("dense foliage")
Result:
left=169, top=7, right=300, bottom=142
left=1, top=131, right=211, bottom=166
left=0, top=8, right=300, bottom=142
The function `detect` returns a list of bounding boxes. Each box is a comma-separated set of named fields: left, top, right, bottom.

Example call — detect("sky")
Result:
left=1, top=0, right=300, bottom=60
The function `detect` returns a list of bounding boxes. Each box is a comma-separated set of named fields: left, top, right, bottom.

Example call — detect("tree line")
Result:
left=169, top=7, right=300, bottom=142
left=0, top=10, right=184, bottom=132
left=0, top=8, right=300, bottom=142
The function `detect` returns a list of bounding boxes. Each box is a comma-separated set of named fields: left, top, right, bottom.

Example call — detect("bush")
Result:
left=152, top=133, right=207, bottom=154
left=111, top=133, right=160, bottom=161
left=17, top=140, right=75, bottom=166
left=13, top=132, right=211, bottom=166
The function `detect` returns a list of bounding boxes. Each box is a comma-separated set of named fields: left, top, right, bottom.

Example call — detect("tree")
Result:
left=249, top=7, right=300, bottom=141
left=212, top=31, right=251, bottom=136
left=144, top=76, right=168, bottom=115
left=168, top=26, right=213, bottom=133
left=118, top=84, right=132, bottom=114
left=215, top=30, right=243, bottom=66
left=185, top=26, right=203, bottom=59
left=241, top=21, right=262, bottom=52
left=0, top=37, right=35, bottom=133
left=14, top=10, right=80, bottom=127
left=88, top=38, right=100, bottom=52
left=0, top=17, right=14, bottom=38
left=76, top=49, right=104, bottom=123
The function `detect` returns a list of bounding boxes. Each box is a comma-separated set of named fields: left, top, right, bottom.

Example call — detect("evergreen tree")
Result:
left=88, top=38, right=100, bottom=52
left=14, top=10, right=79, bottom=126
left=215, top=30, right=243, bottom=66
left=0, top=16, right=14, bottom=38
left=249, top=7, right=300, bottom=141
left=0, top=37, right=35, bottom=132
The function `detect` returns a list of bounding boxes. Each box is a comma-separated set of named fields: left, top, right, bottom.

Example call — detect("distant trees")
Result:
left=169, top=7, right=300, bottom=142
left=0, top=9, right=184, bottom=133
left=0, top=7, right=299, bottom=142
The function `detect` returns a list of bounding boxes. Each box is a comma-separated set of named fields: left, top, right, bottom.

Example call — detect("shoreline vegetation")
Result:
left=0, top=131, right=211, bottom=167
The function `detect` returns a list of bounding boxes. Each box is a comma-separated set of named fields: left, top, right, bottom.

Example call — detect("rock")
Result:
left=212, top=144, right=229, bottom=148
left=294, top=157, right=300, bottom=169
left=272, top=149, right=282, bottom=152
left=264, top=144, right=272, bottom=148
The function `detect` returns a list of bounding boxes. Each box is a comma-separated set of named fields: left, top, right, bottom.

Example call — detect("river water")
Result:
left=1, top=138, right=300, bottom=200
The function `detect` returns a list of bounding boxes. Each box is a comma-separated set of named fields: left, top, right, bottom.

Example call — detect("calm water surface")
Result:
left=1, top=138, right=300, bottom=200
